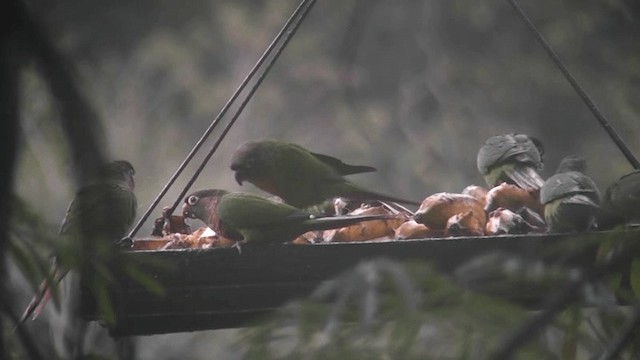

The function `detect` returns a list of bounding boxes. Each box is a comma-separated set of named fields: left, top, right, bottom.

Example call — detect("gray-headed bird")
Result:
left=540, top=155, right=600, bottom=233
left=230, top=140, right=419, bottom=209
left=599, top=170, right=640, bottom=229
left=477, top=133, right=545, bottom=190
left=19, top=160, right=137, bottom=323
left=182, top=189, right=392, bottom=246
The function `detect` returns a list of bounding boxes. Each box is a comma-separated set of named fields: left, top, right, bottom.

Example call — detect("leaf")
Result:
left=630, top=259, right=640, bottom=299
left=595, top=236, right=618, bottom=265
left=124, top=264, right=165, bottom=297
left=561, top=328, right=578, bottom=360
left=94, top=282, right=116, bottom=325
left=7, top=240, right=44, bottom=292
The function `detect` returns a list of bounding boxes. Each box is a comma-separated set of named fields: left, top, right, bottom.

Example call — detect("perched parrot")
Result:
left=599, top=169, right=640, bottom=229
left=477, top=133, right=545, bottom=190
left=540, top=155, right=600, bottom=233
left=19, top=160, right=137, bottom=323
left=229, top=140, right=420, bottom=209
left=182, top=189, right=392, bottom=246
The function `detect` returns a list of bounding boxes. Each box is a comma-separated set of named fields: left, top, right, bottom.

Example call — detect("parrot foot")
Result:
left=116, top=237, right=134, bottom=249
left=232, top=241, right=243, bottom=255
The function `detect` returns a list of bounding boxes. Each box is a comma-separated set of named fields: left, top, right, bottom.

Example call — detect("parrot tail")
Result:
left=503, top=166, right=544, bottom=190
left=378, top=201, right=415, bottom=216
left=304, top=214, right=393, bottom=232
left=346, top=189, right=421, bottom=207
left=18, top=268, right=66, bottom=324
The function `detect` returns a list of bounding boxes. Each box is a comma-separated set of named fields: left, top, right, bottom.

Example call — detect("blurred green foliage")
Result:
left=239, top=258, right=638, bottom=359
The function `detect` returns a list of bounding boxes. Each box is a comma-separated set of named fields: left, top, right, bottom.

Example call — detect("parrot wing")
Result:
left=320, top=179, right=421, bottom=206
left=299, top=214, right=391, bottom=233
left=477, top=134, right=542, bottom=175
left=605, top=170, right=640, bottom=211
left=600, top=170, right=640, bottom=228
left=540, top=172, right=600, bottom=205
left=309, top=151, right=377, bottom=175
left=511, top=134, right=544, bottom=165
left=500, top=164, right=545, bottom=190
left=275, top=144, right=346, bottom=181
left=59, top=182, right=137, bottom=240
left=216, top=192, right=391, bottom=243
left=557, top=194, right=599, bottom=207
left=216, top=192, right=311, bottom=230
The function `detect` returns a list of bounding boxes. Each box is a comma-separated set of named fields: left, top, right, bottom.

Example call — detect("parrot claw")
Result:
left=234, top=172, right=244, bottom=186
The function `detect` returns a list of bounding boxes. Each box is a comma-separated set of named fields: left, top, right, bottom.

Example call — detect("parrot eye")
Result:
left=187, top=195, right=199, bottom=206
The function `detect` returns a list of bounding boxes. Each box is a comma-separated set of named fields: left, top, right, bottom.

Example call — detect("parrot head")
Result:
left=477, top=133, right=544, bottom=174
left=182, top=189, right=229, bottom=226
left=230, top=140, right=273, bottom=186
left=555, top=155, right=586, bottom=174
left=520, top=134, right=545, bottom=160
left=99, top=160, right=136, bottom=191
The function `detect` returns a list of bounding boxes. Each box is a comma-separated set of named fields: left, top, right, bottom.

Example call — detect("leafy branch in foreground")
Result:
left=239, top=234, right=640, bottom=359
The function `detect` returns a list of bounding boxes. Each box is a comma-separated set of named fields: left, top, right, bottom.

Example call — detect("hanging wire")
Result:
left=167, top=0, right=319, bottom=215
left=127, top=0, right=317, bottom=239
left=507, top=0, right=640, bottom=170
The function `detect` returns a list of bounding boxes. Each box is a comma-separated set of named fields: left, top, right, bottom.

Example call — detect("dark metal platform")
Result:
left=80, top=228, right=640, bottom=337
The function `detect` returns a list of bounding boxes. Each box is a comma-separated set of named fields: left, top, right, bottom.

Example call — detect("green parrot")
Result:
left=182, top=189, right=391, bottom=245
left=477, top=133, right=545, bottom=190
left=599, top=169, right=640, bottom=229
left=19, top=160, right=137, bottom=323
left=229, top=140, right=420, bottom=209
left=540, top=155, right=600, bottom=233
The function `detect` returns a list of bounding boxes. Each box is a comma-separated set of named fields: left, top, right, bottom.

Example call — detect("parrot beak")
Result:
left=182, top=203, right=195, bottom=219
left=234, top=171, right=245, bottom=186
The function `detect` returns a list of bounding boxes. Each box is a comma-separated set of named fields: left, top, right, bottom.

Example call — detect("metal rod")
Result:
left=127, top=0, right=317, bottom=238
left=168, top=0, right=319, bottom=214
left=507, top=0, right=640, bottom=170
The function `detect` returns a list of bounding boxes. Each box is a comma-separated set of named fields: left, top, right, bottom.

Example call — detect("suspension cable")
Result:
left=128, top=0, right=318, bottom=238
left=168, top=0, right=318, bottom=215
left=507, top=0, right=640, bottom=169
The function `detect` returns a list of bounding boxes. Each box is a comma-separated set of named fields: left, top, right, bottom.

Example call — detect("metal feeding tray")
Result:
left=80, top=228, right=640, bottom=337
